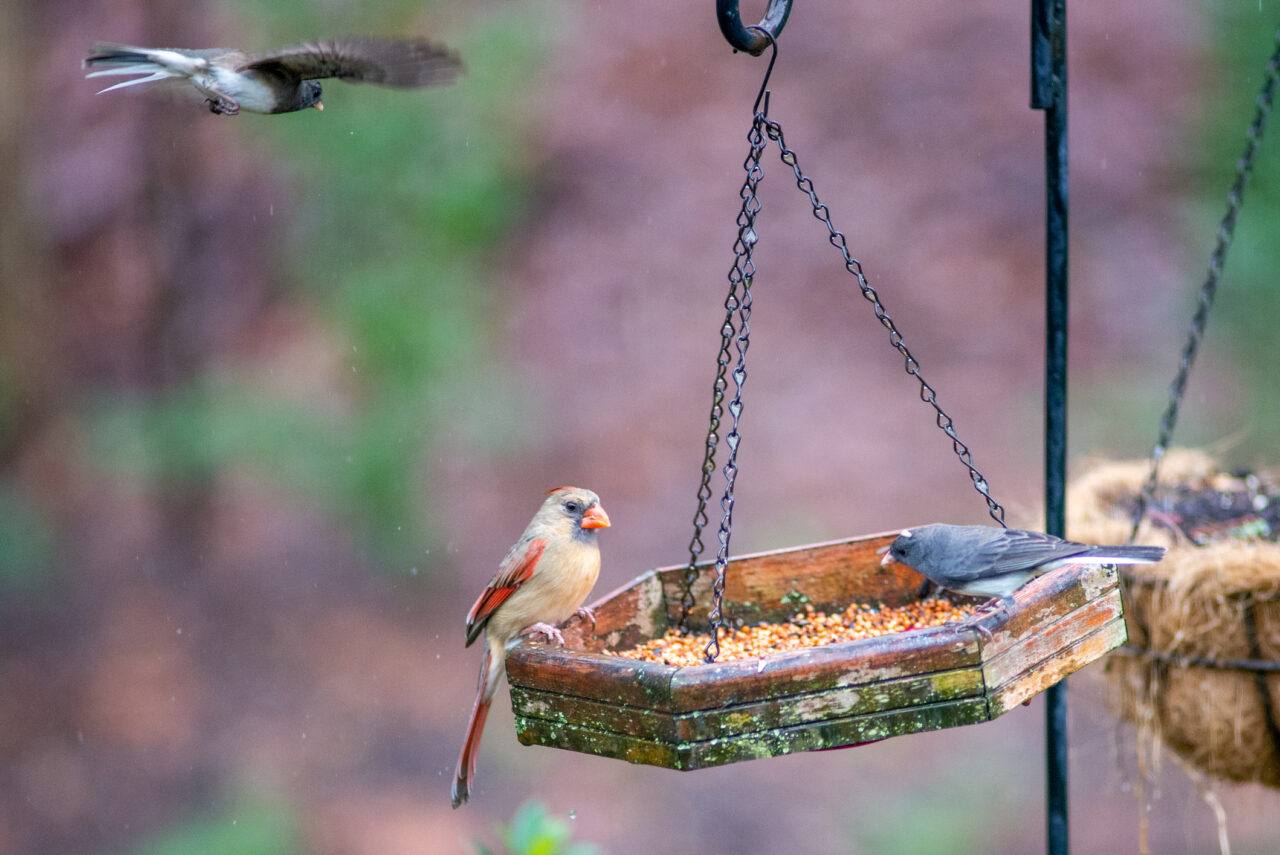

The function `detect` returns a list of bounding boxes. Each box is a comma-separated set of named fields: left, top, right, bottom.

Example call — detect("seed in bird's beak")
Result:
left=314, top=101, right=324, bottom=111
left=580, top=504, right=611, bottom=529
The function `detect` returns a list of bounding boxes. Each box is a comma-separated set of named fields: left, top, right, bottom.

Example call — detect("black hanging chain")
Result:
left=689, top=27, right=1007, bottom=662
left=1129, top=28, right=1280, bottom=542
left=758, top=113, right=1008, bottom=528
left=677, top=121, right=769, bottom=634
left=704, top=119, right=766, bottom=662
left=696, top=121, right=762, bottom=660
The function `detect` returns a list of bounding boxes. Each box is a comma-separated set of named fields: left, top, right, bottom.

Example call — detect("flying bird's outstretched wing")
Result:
left=239, top=37, right=461, bottom=87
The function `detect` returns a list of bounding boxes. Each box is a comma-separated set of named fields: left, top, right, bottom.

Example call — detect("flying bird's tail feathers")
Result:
left=85, top=44, right=158, bottom=66
left=84, top=44, right=205, bottom=94
left=92, top=71, right=177, bottom=95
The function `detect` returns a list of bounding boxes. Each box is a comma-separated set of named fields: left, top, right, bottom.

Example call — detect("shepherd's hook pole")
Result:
left=1031, top=0, right=1069, bottom=853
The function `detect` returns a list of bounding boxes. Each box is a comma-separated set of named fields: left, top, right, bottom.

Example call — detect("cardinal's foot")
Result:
left=524, top=622, right=565, bottom=645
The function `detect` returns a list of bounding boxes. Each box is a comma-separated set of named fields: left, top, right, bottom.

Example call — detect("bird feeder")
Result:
left=500, top=3, right=1122, bottom=771
left=506, top=530, right=1126, bottom=769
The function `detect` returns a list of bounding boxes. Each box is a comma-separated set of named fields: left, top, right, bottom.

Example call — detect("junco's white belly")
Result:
left=195, top=67, right=279, bottom=113
left=953, top=571, right=1036, bottom=598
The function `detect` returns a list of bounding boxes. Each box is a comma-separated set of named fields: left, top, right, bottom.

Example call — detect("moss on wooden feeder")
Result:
left=506, top=529, right=1126, bottom=770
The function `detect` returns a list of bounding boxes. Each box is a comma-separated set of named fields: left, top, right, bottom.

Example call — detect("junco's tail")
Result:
left=83, top=43, right=194, bottom=94
left=1068, top=544, right=1165, bottom=565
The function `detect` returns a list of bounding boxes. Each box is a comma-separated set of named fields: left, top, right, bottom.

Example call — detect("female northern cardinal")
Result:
left=451, top=486, right=610, bottom=808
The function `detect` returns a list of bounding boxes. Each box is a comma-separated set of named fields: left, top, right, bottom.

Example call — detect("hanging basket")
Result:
left=1068, top=450, right=1280, bottom=787
left=505, top=529, right=1126, bottom=770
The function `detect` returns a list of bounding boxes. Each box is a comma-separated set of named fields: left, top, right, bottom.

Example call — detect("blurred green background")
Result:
left=2, top=1, right=1279, bottom=853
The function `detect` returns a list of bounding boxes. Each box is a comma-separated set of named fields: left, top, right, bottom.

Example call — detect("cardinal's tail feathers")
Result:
left=450, top=694, right=490, bottom=808
left=451, top=645, right=503, bottom=809
left=1080, top=544, right=1167, bottom=564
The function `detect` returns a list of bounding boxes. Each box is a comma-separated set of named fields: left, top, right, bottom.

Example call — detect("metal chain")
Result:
left=757, top=113, right=1008, bottom=527
left=1130, top=28, right=1280, bottom=542
left=677, top=123, right=769, bottom=632
left=704, top=118, right=767, bottom=661
left=691, top=28, right=1007, bottom=661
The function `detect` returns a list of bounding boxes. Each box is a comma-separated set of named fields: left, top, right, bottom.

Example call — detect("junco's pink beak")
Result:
left=580, top=504, right=611, bottom=530
left=313, top=101, right=324, bottom=111
left=878, top=545, right=897, bottom=567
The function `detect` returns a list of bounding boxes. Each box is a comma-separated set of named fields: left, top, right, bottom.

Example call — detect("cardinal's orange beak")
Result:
left=313, top=101, right=324, bottom=111
left=580, top=504, right=611, bottom=530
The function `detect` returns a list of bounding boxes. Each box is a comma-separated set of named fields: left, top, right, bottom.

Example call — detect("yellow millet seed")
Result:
left=613, top=597, right=978, bottom=667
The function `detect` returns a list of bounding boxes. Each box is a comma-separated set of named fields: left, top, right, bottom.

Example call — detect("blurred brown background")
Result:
left=3, top=1, right=1280, bottom=853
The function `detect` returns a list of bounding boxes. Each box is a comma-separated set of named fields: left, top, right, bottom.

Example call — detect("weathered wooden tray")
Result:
left=506, top=529, right=1126, bottom=770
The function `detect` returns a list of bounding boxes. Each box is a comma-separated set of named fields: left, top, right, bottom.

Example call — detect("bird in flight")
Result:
left=83, top=37, right=461, bottom=115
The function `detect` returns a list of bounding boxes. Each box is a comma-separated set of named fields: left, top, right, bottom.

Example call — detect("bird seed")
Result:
left=608, top=597, right=978, bottom=666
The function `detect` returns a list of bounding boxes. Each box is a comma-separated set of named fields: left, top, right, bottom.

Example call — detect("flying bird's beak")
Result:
left=580, top=504, right=611, bottom=530
left=313, top=101, right=324, bottom=111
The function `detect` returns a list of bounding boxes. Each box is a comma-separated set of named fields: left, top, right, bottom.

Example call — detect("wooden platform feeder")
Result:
left=506, top=529, right=1127, bottom=769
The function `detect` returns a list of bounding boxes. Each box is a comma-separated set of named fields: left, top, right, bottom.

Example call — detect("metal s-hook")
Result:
left=717, top=0, right=791, bottom=56
left=748, top=26, right=779, bottom=115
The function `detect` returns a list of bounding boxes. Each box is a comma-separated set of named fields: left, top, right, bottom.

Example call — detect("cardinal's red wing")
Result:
left=464, top=537, right=547, bottom=647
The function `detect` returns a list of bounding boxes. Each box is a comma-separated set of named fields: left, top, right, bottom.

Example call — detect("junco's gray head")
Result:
left=299, top=80, right=323, bottom=111
left=882, top=527, right=931, bottom=571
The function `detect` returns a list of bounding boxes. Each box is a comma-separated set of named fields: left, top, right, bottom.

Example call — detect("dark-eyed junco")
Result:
left=83, top=37, right=461, bottom=115
left=880, top=524, right=1164, bottom=600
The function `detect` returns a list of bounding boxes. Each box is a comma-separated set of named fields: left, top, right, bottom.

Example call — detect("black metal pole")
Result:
left=1031, top=1, right=1068, bottom=854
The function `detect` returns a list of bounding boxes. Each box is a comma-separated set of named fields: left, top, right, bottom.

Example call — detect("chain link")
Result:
left=1130, top=28, right=1280, bottom=541
left=678, top=123, right=769, bottom=632
left=757, top=114, right=1008, bottom=527
left=705, top=120, right=767, bottom=661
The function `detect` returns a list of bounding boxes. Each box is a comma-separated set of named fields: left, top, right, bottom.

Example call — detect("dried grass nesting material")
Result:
left=608, top=597, right=978, bottom=667
left=1068, top=450, right=1280, bottom=787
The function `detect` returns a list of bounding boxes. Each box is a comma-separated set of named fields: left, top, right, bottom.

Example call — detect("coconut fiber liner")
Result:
left=1068, top=449, right=1280, bottom=787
